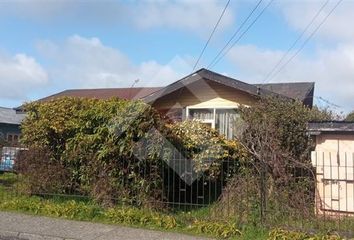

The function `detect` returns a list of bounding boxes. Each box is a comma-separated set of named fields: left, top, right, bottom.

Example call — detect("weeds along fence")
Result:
left=0, top=144, right=353, bottom=237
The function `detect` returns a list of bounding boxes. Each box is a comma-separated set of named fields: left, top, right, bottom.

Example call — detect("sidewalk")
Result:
left=0, top=211, right=210, bottom=240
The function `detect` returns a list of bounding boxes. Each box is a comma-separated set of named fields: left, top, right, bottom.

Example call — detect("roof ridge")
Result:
left=143, top=68, right=292, bottom=103
left=64, top=87, right=163, bottom=91
left=255, top=82, right=315, bottom=85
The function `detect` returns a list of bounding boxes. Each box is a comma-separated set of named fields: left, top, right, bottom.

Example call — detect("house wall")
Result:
left=0, top=123, right=21, bottom=143
left=152, top=79, right=257, bottom=119
left=311, top=133, right=354, bottom=217
left=314, top=134, right=354, bottom=152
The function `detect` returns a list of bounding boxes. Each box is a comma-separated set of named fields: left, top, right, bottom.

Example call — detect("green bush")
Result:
left=166, top=120, right=247, bottom=179
left=103, top=207, right=177, bottom=229
left=268, top=228, right=342, bottom=240
left=20, top=97, right=166, bottom=207
left=189, top=220, right=242, bottom=239
left=19, top=98, right=247, bottom=207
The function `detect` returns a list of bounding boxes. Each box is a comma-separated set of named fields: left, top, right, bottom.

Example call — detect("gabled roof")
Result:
left=0, top=107, right=26, bottom=125
left=29, top=68, right=315, bottom=107
left=37, top=87, right=162, bottom=102
left=142, top=68, right=314, bottom=105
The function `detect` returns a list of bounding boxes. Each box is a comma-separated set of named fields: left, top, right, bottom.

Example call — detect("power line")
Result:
left=192, top=0, right=231, bottom=71
left=206, top=0, right=263, bottom=69
left=315, top=96, right=342, bottom=109
left=262, top=0, right=330, bottom=83
left=267, top=0, right=343, bottom=83
left=208, top=0, right=274, bottom=69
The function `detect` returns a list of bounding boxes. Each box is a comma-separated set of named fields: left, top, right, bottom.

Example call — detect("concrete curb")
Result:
left=0, top=230, right=78, bottom=240
left=0, top=231, right=78, bottom=240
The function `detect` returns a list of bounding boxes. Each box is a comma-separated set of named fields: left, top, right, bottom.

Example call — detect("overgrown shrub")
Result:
left=20, top=97, right=166, bottom=207
left=166, top=120, right=247, bottom=179
left=236, top=97, right=339, bottom=190
left=239, top=98, right=335, bottom=169
left=212, top=98, right=339, bottom=227
left=211, top=171, right=260, bottom=224
left=15, top=148, right=70, bottom=195
left=19, top=98, right=248, bottom=209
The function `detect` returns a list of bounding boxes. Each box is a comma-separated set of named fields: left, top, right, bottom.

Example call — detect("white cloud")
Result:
left=279, top=0, right=354, bottom=42
left=226, top=0, right=354, bottom=112
left=132, top=0, right=234, bottom=33
left=0, top=0, right=234, bottom=35
left=227, top=44, right=354, bottom=112
left=36, top=35, right=190, bottom=89
left=0, top=53, right=48, bottom=100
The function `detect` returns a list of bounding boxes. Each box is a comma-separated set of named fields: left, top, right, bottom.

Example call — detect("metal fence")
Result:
left=0, top=146, right=24, bottom=172
left=311, top=151, right=354, bottom=232
left=0, top=146, right=353, bottom=237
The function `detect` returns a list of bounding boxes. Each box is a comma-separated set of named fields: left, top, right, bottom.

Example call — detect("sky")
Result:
left=0, top=0, right=353, bottom=113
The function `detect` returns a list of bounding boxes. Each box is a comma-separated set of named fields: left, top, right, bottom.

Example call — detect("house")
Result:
left=309, top=121, right=354, bottom=216
left=0, top=107, right=26, bottom=146
left=35, top=69, right=315, bottom=139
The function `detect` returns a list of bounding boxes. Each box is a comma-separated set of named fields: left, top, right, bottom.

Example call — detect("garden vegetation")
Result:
left=0, top=96, right=349, bottom=239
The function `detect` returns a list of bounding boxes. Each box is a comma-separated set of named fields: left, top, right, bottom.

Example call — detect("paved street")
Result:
left=0, top=237, right=25, bottom=240
left=0, top=211, right=210, bottom=240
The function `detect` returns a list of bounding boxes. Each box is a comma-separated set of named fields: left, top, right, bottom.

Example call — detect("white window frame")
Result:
left=186, top=106, right=238, bottom=130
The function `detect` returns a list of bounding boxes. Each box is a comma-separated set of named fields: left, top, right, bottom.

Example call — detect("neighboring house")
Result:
left=35, top=69, right=315, bottom=139
left=309, top=121, right=354, bottom=216
left=0, top=107, right=26, bottom=146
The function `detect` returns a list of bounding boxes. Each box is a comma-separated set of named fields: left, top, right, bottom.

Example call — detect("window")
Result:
left=188, top=108, right=215, bottom=128
left=187, top=107, right=240, bottom=139
left=6, top=133, right=20, bottom=145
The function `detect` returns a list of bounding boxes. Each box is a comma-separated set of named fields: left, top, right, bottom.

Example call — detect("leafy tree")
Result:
left=235, top=97, right=338, bottom=219
left=238, top=97, right=335, bottom=177
left=345, top=111, right=354, bottom=121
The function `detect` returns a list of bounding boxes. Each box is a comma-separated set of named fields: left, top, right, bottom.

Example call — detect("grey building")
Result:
left=0, top=107, right=26, bottom=145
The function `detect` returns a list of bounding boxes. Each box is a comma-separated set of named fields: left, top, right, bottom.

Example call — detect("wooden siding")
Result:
left=152, top=79, right=257, bottom=111
left=315, top=134, right=354, bottom=153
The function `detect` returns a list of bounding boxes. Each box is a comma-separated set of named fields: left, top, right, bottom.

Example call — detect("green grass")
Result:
left=0, top=173, right=245, bottom=239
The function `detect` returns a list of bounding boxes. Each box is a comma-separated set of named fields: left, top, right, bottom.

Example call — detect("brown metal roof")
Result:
left=38, top=87, right=163, bottom=102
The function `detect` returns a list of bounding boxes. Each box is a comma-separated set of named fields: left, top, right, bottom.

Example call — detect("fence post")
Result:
left=260, top=160, right=267, bottom=225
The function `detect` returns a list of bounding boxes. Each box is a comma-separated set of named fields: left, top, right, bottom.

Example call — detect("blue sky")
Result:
left=0, top=0, right=353, bottom=113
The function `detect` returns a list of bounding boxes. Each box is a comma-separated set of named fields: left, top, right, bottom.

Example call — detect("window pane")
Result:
left=215, top=109, right=240, bottom=139
left=189, top=108, right=214, bottom=121
left=7, top=134, right=13, bottom=142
